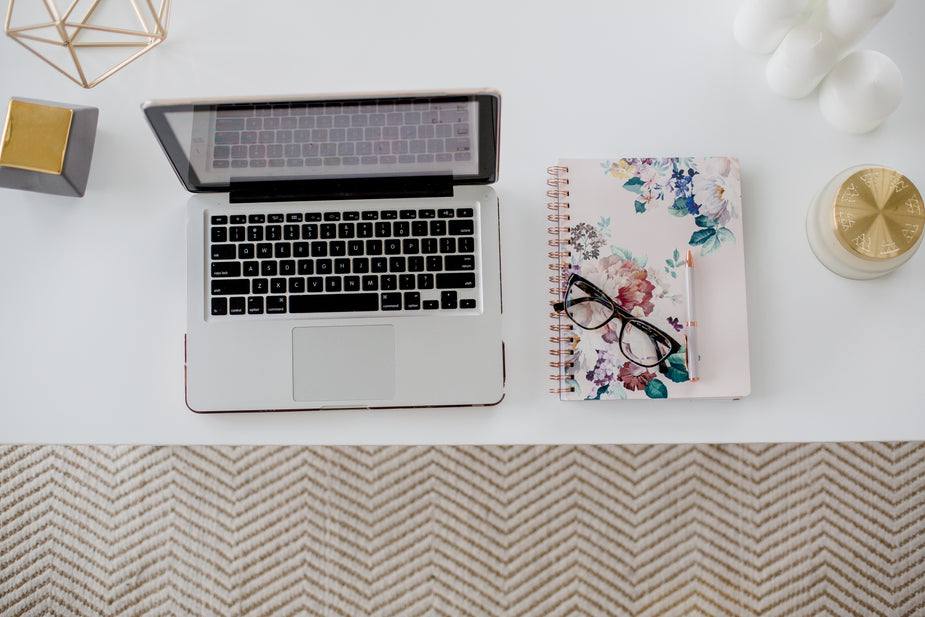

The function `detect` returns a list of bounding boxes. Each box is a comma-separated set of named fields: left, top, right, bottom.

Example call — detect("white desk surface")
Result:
left=2, top=0, right=924, bottom=445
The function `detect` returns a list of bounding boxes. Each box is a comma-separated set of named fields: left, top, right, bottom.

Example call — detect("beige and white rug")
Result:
left=1, top=443, right=923, bottom=616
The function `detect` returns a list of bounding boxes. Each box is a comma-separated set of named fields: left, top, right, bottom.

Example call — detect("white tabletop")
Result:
left=2, top=0, right=924, bottom=445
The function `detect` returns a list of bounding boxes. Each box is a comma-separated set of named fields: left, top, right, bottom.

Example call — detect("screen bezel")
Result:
left=142, top=90, right=500, bottom=194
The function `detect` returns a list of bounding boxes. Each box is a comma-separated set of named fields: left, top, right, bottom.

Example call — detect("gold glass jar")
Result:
left=807, top=165, right=924, bottom=279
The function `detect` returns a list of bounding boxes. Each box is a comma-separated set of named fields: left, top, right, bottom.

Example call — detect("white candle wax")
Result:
left=819, top=50, right=903, bottom=133
left=766, top=25, right=839, bottom=99
left=733, top=0, right=810, bottom=54
left=823, top=0, right=896, bottom=49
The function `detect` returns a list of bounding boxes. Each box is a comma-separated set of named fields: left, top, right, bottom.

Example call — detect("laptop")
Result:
left=142, top=89, right=504, bottom=412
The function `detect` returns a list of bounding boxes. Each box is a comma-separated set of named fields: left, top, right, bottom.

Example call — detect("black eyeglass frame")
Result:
left=553, top=274, right=682, bottom=369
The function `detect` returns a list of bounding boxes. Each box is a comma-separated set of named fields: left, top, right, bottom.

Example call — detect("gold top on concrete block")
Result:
left=832, top=166, right=924, bottom=261
left=0, top=100, right=73, bottom=174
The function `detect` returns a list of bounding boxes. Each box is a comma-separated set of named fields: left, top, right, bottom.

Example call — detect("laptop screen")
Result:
left=143, top=91, right=500, bottom=193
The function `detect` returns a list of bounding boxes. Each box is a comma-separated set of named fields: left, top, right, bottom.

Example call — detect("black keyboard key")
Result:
left=325, top=276, right=342, bottom=292
left=404, top=292, right=421, bottom=310
left=366, top=239, right=383, bottom=255
left=211, top=244, right=236, bottom=260
left=211, top=297, right=228, bottom=315
left=266, top=296, right=286, bottom=313
left=393, top=222, right=409, bottom=237
left=456, top=208, right=473, bottom=217
left=243, top=261, right=259, bottom=276
left=238, top=243, right=255, bottom=259
left=268, top=213, right=285, bottom=223
left=275, top=243, right=291, bottom=258
left=426, top=256, right=443, bottom=271
left=381, top=274, right=397, bottom=290
left=271, top=278, right=286, bottom=294
left=389, top=256, right=406, bottom=272
left=348, top=240, right=364, bottom=255
left=289, top=277, right=305, bottom=293
left=230, top=215, right=247, bottom=224
left=248, top=214, right=265, bottom=224
left=460, top=299, right=477, bottom=309
left=458, top=237, right=474, bottom=253
left=247, top=226, right=264, bottom=242
left=421, top=238, right=438, bottom=254
left=211, top=227, right=227, bottom=242
left=357, top=222, right=373, bottom=238
left=362, top=211, right=378, bottom=220
left=330, top=241, right=346, bottom=256
left=307, top=277, right=323, bottom=292
left=338, top=223, right=355, bottom=238
left=375, top=222, right=391, bottom=237
left=403, top=239, right=420, bottom=254
left=344, top=276, right=360, bottom=292
left=290, top=293, right=379, bottom=313
left=440, top=238, right=456, bottom=253
left=266, top=225, right=282, bottom=241
left=334, top=258, right=350, bottom=274
left=316, top=259, right=332, bottom=275
left=230, top=226, right=246, bottom=242
left=423, top=300, right=439, bottom=309
left=436, top=272, right=476, bottom=289
left=371, top=257, right=387, bottom=273
left=381, top=210, right=398, bottom=219
left=323, top=212, right=341, bottom=221
left=441, top=290, right=458, bottom=309
left=399, top=274, right=415, bottom=290
left=381, top=293, right=402, bottom=310
left=302, top=224, right=318, bottom=239
left=418, top=273, right=434, bottom=289
left=305, top=212, right=322, bottom=222
left=252, top=278, right=269, bottom=294
left=211, top=215, right=228, bottom=225
left=362, top=275, right=378, bottom=291
left=420, top=209, right=436, bottom=219
left=211, top=262, right=241, bottom=278
left=286, top=213, right=303, bottom=222
left=344, top=211, right=360, bottom=221
left=284, top=224, right=300, bottom=240
left=445, top=255, right=475, bottom=270
left=248, top=297, right=264, bottom=314
left=399, top=210, right=416, bottom=219
left=429, top=220, right=446, bottom=236
left=408, top=256, right=424, bottom=272
left=310, top=241, right=327, bottom=257
left=279, top=260, right=296, bottom=276
left=297, top=260, right=313, bottom=275
left=293, top=242, right=309, bottom=257
left=212, top=279, right=249, bottom=295
left=449, top=219, right=474, bottom=235
left=321, top=223, right=336, bottom=239
left=229, top=297, right=246, bottom=314
left=257, top=243, right=273, bottom=259
left=411, top=221, right=428, bottom=236
left=261, top=261, right=277, bottom=276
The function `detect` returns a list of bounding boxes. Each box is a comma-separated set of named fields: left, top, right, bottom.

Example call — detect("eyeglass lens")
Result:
left=620, top=321, right=672, bottom=366
left=563, top=280, right=612, bottom=329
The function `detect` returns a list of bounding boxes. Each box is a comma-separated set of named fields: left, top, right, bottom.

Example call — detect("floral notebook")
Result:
left=548, top=157, right=750, bottom=400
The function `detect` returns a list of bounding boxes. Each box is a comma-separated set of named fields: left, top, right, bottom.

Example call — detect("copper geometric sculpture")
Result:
left=4, top=0, right=170, bottom=88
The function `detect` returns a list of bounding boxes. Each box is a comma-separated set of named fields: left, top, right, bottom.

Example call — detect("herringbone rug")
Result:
left=1, top=443, right=923, bottom=616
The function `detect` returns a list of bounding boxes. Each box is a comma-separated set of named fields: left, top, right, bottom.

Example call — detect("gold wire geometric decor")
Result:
left=4, top=0, right=170, bottom=88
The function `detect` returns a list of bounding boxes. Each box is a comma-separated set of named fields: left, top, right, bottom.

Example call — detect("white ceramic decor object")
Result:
left=819, top=50, right=903, bottom=133
left=823, top=0, right=895, bottom=49
left=766, top=24, right=839, bottom=98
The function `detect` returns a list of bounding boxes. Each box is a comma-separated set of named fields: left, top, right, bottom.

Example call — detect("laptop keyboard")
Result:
left=211, top=101, right=472, bottom=170
left=208, top=207, right=479, bottom=316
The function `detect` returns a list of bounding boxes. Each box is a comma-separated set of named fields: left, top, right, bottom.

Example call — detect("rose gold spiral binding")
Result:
left=547, top=165, right=575, bottom=394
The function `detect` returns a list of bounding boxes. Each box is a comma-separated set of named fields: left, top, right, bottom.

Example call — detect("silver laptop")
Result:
left=142, top=89, right=504, bottom=412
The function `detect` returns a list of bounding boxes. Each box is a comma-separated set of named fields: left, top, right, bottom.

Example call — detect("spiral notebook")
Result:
left=548, top=157, right=751, bottom=400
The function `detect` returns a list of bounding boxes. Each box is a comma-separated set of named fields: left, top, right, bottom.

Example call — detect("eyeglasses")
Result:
left=553, top=274, right=681, bottom=368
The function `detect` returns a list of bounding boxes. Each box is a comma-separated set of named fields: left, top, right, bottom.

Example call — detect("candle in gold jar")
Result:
left=807, top=165, right=924, bottom=279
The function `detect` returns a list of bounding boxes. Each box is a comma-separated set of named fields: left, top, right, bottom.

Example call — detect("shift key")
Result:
left=211, top=279, right=249, bottom=295
left=436, top=273, right=475, bottom=289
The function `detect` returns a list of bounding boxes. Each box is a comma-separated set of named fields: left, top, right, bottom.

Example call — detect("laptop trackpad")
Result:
left=292, top=325, right=395, bottom=402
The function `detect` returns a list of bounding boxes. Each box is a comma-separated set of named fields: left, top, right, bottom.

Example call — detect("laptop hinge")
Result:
left=229, top=175, right=454, bottom=204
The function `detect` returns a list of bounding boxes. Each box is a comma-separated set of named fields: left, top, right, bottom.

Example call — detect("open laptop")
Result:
left=142, top=89, right=504, bottom=412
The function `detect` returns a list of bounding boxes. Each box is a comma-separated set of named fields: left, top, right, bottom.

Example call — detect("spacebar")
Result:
left=289, top=293, right=379, bottom=313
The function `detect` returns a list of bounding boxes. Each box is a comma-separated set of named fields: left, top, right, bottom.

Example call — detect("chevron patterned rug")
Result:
left=1, top=443, right=923, bottom=616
